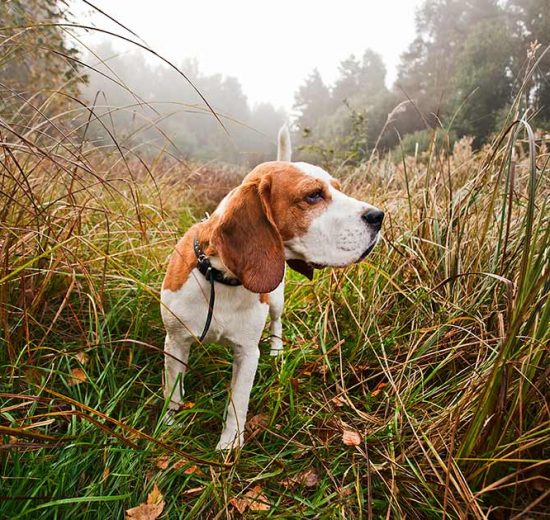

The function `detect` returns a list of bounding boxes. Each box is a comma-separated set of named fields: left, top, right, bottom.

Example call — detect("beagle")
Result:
left=161, top=126, right=384, bottom=450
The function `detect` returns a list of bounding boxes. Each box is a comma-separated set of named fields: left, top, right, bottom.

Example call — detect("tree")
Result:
left=395, top=0, right=505, bottom=134
left=451, top=20, right=515, bottom=143
left=507, top=0, right=550, bottom=124
left=0, top=0, right=86, bottom=118
left=359, top=49, right=387, bottom=98
left=332, top=55, right=362, bottom=106
left=293, top=68, right=331, bottom=134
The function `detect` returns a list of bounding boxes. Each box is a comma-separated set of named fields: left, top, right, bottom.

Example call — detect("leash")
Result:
left=193, top=238, right=241, bottom=342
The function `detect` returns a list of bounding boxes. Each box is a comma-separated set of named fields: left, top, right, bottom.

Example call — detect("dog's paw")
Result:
left=269, top=336, right=283, bottom=356
left=162, top=411, right=175, bottom=426
left=162, top=405, right=180, bottom=426
left=216, top=431, right=244, bottom=451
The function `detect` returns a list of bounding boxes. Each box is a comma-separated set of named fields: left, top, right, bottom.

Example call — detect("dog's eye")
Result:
left=305, top=190, right=324, bottom=204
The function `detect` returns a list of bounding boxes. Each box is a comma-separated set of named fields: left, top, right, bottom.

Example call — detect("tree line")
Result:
left=1, top=0, right=548, bottom=165
left=294, top=0, right=549, bottom=161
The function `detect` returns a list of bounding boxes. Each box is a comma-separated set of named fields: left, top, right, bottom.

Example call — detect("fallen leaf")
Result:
left=68, top=368, right=87, bottom=386
left=301, top=468, right=319, bottom=487
left=126, top=484, right=165, bottom=520
left=245, top=413, right=268, bottom=441
left=339, top=486, right=354, bottom=497
left=155, top=455, right=170, bottom=470
left=147, top=485, right=163, bottom=506
left=331, top=395, right=346, bottom=407
left=185, top=465, right=204, bottom=476
left=342, top=429, right=361, bottom=446
left=229, top=484, right=270, bottom=514
left=102, top=467, right=110, bottom=481
left=75, top=351, right=89, bottom=365
left=173, top=459, right=205, bottom=476
left=181, top=401, right=195, bottom=409
left=371, top=382, right=387, bottom=397
left=281, top=468, right=319, bottom=489
left=229, top=497, right=248, bottom=515
left=246, top=485, right=270, bottom=512
left=173, top=459, right=187, bottom=470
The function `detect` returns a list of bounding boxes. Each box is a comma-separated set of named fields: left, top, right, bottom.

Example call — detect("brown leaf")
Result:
left=300, top=468, right=319, bottom=487
left=68, top=368, right=87, bottom=386
left=147, top=485, right=163, bottom=506
left=229, top=497, right=248, bottom=515
left=246, top=485, right=270, bottom=512
left=74, top=351, right=89, bottom=365
left=371, top=382, right=387, bottom=397
left=173, top=459, right=205, bottom=476
left=126, top=484, right=165, bottom=520
left=342, top=429, right=361, bottom=446
left=229, top=485, right=270, bottom=514
left=281, top=468, right=319, bottom=489
left=245, top=413, right=269, bottom=441
left=173, top=459, right=187, bottom=470
left=331, top=395, right=346, bottom=407
left=155, top=455, right=170, bottom=470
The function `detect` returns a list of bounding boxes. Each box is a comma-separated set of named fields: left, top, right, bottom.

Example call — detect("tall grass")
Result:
left=1, top=16, right=549, bottom=520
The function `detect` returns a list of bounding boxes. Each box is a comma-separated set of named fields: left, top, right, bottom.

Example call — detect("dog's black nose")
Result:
left=362, top=209, right=384, bottom=229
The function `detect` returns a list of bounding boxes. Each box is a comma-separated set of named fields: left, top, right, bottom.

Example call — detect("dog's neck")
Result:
left=194, top=218, right=240, bottom=280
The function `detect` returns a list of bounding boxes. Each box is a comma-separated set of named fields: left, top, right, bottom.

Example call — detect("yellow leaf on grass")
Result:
left=68, top=368, right=87, bottom=386
left=126, top=484, right=165, bottom=520
left=342, top=429, right=361, bottom=446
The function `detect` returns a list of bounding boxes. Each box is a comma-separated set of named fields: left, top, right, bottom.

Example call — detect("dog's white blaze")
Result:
left=288, top=162, right=380, bottom=266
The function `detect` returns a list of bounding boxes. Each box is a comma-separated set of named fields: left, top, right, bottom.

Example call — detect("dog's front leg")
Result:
left=217, top=343, right=260, bottom=450
left=163, top=332, right=192, bottom=421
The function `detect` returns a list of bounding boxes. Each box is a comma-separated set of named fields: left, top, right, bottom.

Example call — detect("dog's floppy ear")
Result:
left=212, top=176, right=285, bottom=293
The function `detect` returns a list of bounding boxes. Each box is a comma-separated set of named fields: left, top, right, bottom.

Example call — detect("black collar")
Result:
left=193, top=238, right=242, bottom=287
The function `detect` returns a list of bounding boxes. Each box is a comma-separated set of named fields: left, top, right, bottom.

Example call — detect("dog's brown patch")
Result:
left=246, top=162, right=330, bottom=242
left=259, top=293, right=269, bottom=304
left=162, top=220, right=217, bottom=292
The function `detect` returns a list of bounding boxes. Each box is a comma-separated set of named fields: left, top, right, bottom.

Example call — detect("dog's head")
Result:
left=211, top=161, right=383, bottom=293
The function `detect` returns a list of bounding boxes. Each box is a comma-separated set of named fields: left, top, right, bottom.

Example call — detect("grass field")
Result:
left=1, top=37, right=549, bottom=519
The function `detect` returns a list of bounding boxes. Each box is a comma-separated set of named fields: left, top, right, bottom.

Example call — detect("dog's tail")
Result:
left=277, top=124, right=292, bottom=162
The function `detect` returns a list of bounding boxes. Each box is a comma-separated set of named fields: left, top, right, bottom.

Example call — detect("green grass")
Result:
left=1, top=24, right=549, bottom=520
left=1, top=123, right=548, bottom=518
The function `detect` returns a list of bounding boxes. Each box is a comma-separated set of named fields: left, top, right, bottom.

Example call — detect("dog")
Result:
left=161, top=126, right=384, bottom=450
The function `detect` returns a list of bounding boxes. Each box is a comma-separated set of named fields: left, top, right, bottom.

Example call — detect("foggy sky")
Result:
left=72, top=0, right=421, bottom=111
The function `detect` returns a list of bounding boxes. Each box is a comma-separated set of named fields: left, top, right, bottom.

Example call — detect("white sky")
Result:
left=71, top=0, right=421, bottom=112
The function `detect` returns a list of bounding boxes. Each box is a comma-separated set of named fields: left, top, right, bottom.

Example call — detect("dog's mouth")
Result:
left=358, top=241, right=377, bottom=261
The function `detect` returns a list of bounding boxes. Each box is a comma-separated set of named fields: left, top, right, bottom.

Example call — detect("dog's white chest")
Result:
left=161, top=268, right=271, bottom=346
